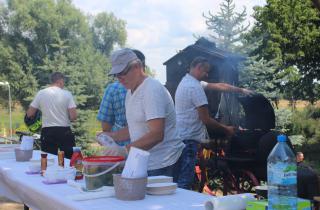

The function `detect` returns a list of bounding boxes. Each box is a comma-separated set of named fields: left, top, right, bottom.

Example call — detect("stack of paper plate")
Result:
left=146, top=182, right=177, bottom=195
left=147, top=176, right=173, bottom=184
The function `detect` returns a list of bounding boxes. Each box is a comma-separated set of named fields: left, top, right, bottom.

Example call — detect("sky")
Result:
left=70, top=1, right=265, bottom=83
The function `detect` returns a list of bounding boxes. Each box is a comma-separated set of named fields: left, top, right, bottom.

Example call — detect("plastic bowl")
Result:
left=14, top=148, right=33, bottom=162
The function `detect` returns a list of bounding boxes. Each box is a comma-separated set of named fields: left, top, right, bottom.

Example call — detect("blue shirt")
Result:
left=97, top=81, right=129, bottom=145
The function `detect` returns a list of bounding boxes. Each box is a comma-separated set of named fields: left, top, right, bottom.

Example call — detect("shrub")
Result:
left=274, top=108, right=293, bottom=133
left=291, top=106, right=320, bottom=143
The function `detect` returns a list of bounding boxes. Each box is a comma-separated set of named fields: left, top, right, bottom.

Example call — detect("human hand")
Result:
left=225, top=126, right=236, bottom=138
left=238, top=126, right=248, bottom=132
left=241, top=88, right=254, bottom=96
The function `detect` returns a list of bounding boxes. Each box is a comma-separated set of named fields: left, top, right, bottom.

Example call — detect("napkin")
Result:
left=205, top=193, right=255, bottom=210
left=121, top=147, right=150, bottom=178
left=44, top=166, right=76, bottom=183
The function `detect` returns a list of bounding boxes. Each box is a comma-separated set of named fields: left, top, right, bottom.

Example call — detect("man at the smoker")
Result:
left=103, top=48, right=184, bottom=178
left=27, top=72, right=77, bottom=159
left=175, top=56, right=253, bottom=189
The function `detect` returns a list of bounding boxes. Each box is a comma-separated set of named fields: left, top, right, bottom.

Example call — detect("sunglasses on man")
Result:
left=115, top=65, right=133, bottom=78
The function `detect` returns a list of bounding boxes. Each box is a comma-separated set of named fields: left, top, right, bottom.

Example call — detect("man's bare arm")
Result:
left=206, top=83, right=253, bottom=95
left=68, top=107, right=77, bottom=122
left=126, top=118, right=164, bottom=151
left=101, top=121, right=112, bottom=132
left=26, top=106, right=38, bottom=118
left=197, top=105, right=235, bottom=137
left=106, top=126, right=130, bottom=143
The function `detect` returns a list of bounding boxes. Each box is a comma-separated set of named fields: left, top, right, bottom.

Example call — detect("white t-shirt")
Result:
left=175, top=74, right=208, bottom=142
left=125, top=77, right=184, bottom=170
left=30, top=86, right=76, bottom=128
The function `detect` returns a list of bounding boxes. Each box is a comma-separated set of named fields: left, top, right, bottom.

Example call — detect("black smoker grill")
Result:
left=227, top=93, right=279, bottom=181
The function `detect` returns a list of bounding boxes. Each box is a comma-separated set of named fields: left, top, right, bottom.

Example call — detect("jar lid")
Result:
left=83, top=156, right=125, bottom=163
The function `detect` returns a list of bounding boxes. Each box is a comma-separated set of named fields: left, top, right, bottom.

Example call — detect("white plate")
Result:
left=147, top=176, right=173, bottom=184
left=146, top=182, right=177, bottom=195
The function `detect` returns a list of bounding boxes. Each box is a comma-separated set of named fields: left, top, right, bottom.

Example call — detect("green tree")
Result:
left=91, top=12, right=127, bottom=56
left=203, top=0, right=249, bottom=51
left=239, top=56, right=280, bottom=99
left=0, top=0, right=127, bottom=152
left=0, top=40, right=38, bottom=108
left=1, top=0, right=126, bottom=108
left=247, top=0, right=320, bottom=103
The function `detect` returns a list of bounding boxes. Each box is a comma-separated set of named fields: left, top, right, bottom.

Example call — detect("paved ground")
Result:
left=0, top=197, right=23, bottom=210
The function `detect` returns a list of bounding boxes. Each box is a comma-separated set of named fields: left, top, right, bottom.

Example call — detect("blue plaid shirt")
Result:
left=97, top=81, right=129, bottom=145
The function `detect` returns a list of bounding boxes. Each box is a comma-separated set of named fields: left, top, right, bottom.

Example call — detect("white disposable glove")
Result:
left=96, top=132, right=118, bottom=147
left=96, top=132, right=128, bottom=157
left=102, top=145, right=127, bottom=157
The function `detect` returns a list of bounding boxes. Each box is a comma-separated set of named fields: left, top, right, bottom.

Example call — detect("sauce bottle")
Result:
left=41, top=153, right=47, bottom=176
left=70, top=147, right=83, bottom=180
left=58, top=150, right=65, bottom=167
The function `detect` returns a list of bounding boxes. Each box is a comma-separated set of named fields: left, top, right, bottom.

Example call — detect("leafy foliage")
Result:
left=290, top=106, right=320, bottom=169
left=239, top=56, right=280, bottom=99
left=91, top=12, right=127, bottom=56
left=246, top=0, right=320, bottom=103
left=291, top=106, right=320, bottom=142
left=203, top=0, right=249, bottom=51
left=0, top=0, right=127, bottom=151
left=274, top=108, right=293, bottom=133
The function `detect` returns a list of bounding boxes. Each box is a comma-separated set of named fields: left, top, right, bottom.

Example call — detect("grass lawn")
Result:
left=0, top=105, right=25, bottom=137
left=0, top=105, right=101, bottom=140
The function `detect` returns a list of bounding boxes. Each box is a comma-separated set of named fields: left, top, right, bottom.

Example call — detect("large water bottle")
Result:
left=267, top=134, right=297, bottom=210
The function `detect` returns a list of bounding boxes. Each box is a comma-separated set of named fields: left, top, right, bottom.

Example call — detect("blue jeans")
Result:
left=176, top=140, right=198, bottom=189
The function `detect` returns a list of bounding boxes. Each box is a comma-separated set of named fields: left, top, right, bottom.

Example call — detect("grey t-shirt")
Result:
left=175, top=74, right=208, bottom=141
left=125, top=77, right=184, bottom=170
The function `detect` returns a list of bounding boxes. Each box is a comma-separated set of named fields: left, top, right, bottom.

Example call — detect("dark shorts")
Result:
left=40, top=127, right=75, bottom=159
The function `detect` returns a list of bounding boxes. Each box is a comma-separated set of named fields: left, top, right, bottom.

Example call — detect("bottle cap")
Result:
left=73, top=147, right=81, bottom=152
left=277, top=135, right=286, bottom=142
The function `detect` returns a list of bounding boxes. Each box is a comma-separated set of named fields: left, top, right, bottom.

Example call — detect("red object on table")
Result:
left=70, top=147, right=83, bottom=180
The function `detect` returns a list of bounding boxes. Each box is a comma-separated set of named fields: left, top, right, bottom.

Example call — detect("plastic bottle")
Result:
left=267, top=134, right=297, bottom=210
left=70, top=147, right=83, bottom=180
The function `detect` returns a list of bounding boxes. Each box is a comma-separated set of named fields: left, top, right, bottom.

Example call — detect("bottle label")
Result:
left=269, top=163, right=297, bottom=185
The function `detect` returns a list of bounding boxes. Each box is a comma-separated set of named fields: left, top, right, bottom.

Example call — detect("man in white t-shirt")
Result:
left=175, top=56, right=253, bottom=189
left=103, top=48, right=184, bottom=179
left=26, top=72, right=77, bottom=159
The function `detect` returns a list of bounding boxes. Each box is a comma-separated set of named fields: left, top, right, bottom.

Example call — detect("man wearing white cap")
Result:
left=103, top=48, right=184, bottom=178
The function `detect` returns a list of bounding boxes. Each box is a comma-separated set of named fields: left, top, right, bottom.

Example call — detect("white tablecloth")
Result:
left=0, top=150, right=211, bottom=210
